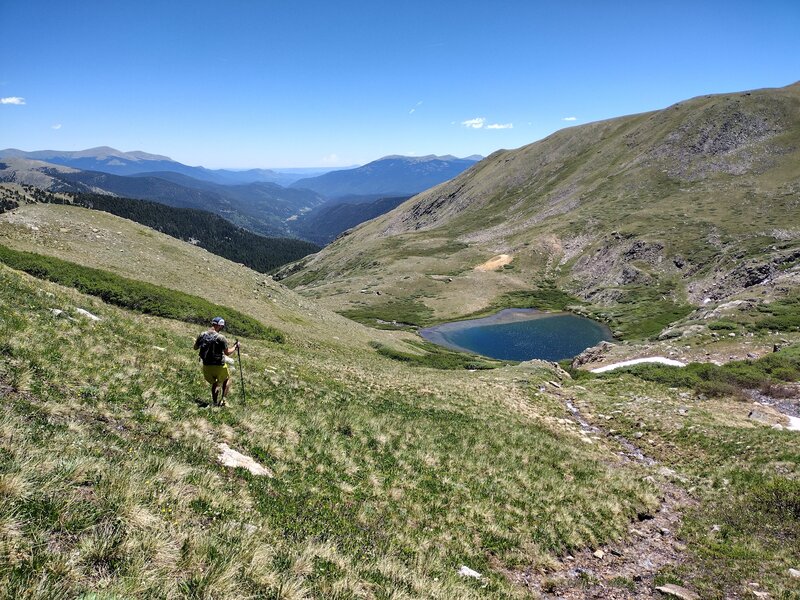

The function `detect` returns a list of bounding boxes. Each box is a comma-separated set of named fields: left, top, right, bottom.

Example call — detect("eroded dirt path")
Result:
left=512, top=388, right=697, bottom=598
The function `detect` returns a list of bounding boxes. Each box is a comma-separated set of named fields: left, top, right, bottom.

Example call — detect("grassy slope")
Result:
left=0, top=263, right=656, bottom=599
left=1, top=203, right=799, bottom=598
left=573, top=372, right=800, bottom=599
left=282, top=83, right=800, bottom=340
left=0, top=203, right=404, bottom=355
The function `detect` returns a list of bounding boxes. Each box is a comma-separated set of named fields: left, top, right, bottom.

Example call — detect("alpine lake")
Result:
left=419, top=308, right=613, bottom=362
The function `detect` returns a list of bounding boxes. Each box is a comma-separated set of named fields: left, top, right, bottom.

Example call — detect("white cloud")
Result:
left=487, top=123, right=513, bottom=130
left=562, top=116, right=577, bottom=121
left=409, top=100, right=423, bottom=114
left=321, top=153, right=340, bottom=165
left=1, top=96, right=25, bottom=105
left=461, top=117, right=486, bottom=129
left=51, top=123, right=62, bottom=130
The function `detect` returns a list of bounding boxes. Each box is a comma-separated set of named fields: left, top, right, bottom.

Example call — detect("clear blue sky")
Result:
left=2, top=0, right=798, bottom=168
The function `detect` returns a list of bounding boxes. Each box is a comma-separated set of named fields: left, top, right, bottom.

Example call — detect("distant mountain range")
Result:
left=0, top=147, right=332, bottom=187
left=0, top=157, right=325, bottom=237
left=290, top=155, right=482, bottom=198
left=0, top=148, right=484, bottom=244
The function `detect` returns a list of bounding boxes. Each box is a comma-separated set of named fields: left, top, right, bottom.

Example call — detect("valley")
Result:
left=1, top=82, right=799, bottom=600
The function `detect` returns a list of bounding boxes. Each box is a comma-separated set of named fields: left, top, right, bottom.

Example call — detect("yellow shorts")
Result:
left=202, top=364, right=230, bottom=385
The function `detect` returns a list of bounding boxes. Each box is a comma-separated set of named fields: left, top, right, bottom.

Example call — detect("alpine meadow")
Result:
left=3, top=1, right=800, bottom=593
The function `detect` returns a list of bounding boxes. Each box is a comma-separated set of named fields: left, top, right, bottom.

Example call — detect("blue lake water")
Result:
left=419, top=308, right=613, bottom=362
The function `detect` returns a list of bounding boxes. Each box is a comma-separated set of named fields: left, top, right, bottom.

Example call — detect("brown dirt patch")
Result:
left=474, top=254, right=513, bottom=271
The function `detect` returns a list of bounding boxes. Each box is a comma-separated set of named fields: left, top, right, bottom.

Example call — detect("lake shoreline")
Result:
left=420, top=308, right=614, bottom=361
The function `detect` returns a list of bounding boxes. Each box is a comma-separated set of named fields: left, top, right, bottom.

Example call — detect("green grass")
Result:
left=339, top=297, right=435, bottom=328
left=370, top=340, right=503, bottom=370
left=0, top=264, right=660, bottom=599
left=585, top=282, right=693, bottom=340
left=601, top=345, right=800, bottom=396
left=575, top=373, right=800, bottom=599
left=0, top=242, right=283, bottom=342
left=461, top=284, right=584, bottom=321
left=751, top=292, right=800, bottom=332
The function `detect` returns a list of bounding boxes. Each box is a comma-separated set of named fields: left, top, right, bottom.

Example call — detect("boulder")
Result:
left=458, top=565, right=482, bottom=579
left=655, top=584, right=699, bottom=600
left=571, top=341, right=615, bottom=369
left=217, top=443, right=273, bottom=477
left=75, top=307, right=101, bottom=321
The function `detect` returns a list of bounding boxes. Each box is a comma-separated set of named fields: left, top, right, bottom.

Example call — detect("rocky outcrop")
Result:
left=571, top=341, right=615, bottom=369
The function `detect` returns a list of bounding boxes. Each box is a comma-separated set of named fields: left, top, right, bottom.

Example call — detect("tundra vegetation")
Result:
left=1, top=82, right=800, bottom=599
left=0, top=205, right=797, bottom=599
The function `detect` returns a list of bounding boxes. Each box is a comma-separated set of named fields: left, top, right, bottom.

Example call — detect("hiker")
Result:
left=194, top=317, right=240, bottom=406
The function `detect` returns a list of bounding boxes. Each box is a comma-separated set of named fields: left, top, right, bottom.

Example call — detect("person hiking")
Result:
left=194, top=317, right=240, bottom=406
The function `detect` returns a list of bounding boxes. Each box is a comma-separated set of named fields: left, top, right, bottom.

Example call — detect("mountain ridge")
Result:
left=282, top=81, right=800, bottom=339
left=290, top=154, right=482, bottom=198
left=0, top=157, right=326, bottom=238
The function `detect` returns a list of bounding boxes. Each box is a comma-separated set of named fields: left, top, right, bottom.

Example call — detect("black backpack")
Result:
left=198, top=332, right=226, bottom=365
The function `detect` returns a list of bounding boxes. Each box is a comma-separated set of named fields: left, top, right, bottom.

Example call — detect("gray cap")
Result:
left=211, top=316, right=225, bottom=326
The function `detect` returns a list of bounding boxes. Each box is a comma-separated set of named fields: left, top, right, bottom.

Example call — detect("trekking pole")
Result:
left=235, top=339, right=246, bottom=405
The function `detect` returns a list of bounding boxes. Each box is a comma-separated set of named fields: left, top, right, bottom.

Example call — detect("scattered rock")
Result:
left=217, top=443, right=273, bottom=477
left=75, top=308, right=101, bottom=321
left=655, top=583, right=700, bottom=599
left=789, top=568, right=800, bottom=578
left=50, top=308, right=65, bottom=318
left=458, top=565, right=482, bottom=579
left=593, top=549, right=605, bottom=559
left=748, top=409, right=771, bottom=424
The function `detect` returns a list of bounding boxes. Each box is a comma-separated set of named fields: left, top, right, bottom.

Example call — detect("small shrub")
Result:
left=752, top=478, right=800, bottom=520
left=603, top=345, right=800, bottom=396
left=708, top=320, right=739, bottom=331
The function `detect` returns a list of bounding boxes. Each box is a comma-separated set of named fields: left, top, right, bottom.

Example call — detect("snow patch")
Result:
left=590, top=357, right=686, bottom=373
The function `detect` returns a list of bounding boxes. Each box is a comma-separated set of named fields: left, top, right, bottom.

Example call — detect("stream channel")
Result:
left=419, top=308, right=613, bottom=362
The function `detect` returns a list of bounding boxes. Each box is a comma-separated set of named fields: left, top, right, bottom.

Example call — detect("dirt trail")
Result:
left=512, top=389, right=696, bottom=598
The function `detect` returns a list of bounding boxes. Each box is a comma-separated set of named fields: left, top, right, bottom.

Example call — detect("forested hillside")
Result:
left=0, top=184, right=319, bottom=273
